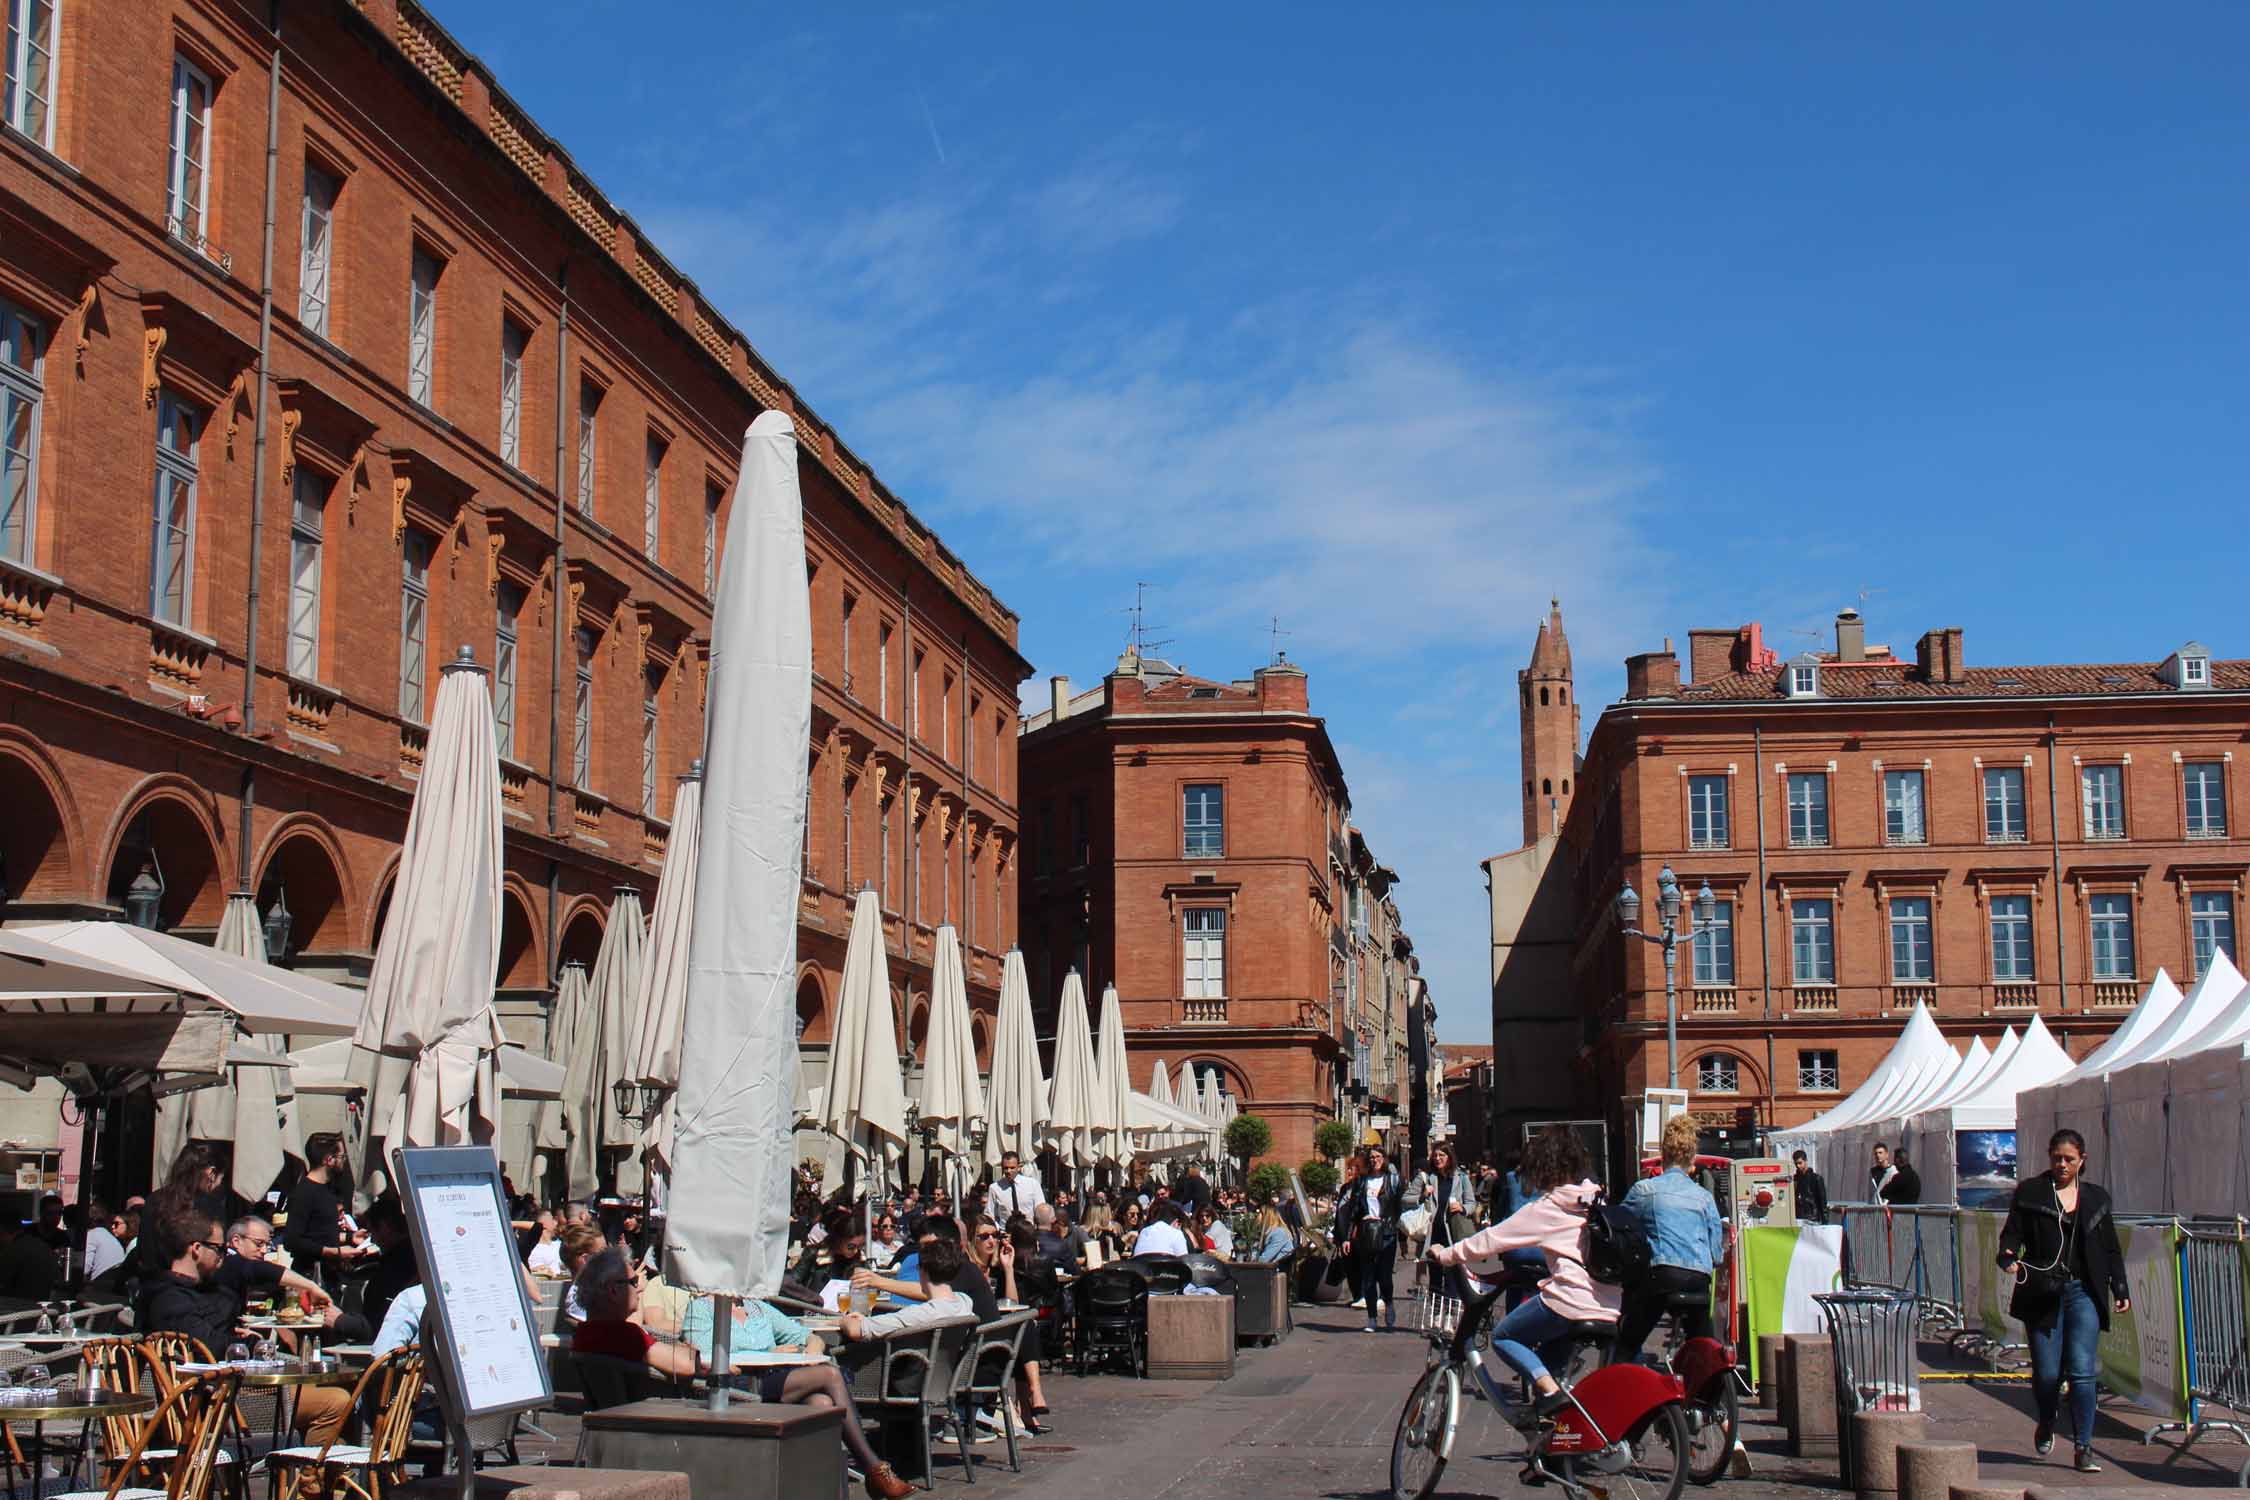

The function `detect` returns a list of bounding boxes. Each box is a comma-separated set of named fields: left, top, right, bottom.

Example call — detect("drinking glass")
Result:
left=24, top=1365, right=50, bottom=1397
left=32, top=1312, right=51, bottom=1336
left=226, top=1342, right=249, bottom=1366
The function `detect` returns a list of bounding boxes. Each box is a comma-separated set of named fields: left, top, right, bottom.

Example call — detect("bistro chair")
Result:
left=81, top=1339, right=183, bottom=1486
left=262, top=1345, right=424, bottom=1500
left=52, top=1368, right=243, bottom=1500
left=843, top=1318, right=978, bottom=1492
left=948, top=1311, right=1034, bottom=1479
left=1073, top=1267, right=1148, bottom=1378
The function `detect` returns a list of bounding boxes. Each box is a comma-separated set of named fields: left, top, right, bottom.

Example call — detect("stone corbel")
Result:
left=609, top=599, right=634, bottom=664
left=72, top=284, right=97, bottom=374
left=637, top=622, right=652, bottom=665
left=486, top=532, right=503, bottom=595
left=276, top=408, right=304, bottom=484
left=390, top=476, right=411, bottom=544
left=142, top=327, right=168, bottom=408
left=566, top=578, right=586, bottom=628
left=345, top=443, right=370, bottom=522
left=222, top=368, right=250, bottom=456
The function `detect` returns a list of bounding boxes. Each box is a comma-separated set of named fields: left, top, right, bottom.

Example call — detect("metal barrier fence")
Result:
left=1837, top=1204, right=1964, bottom=1329
left=2177, top=1225, right=2250, bottom=1453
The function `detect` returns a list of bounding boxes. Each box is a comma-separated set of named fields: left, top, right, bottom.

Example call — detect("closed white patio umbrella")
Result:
left=986, top=950, right=1046, bottom=1170
left=1046, top=970, right=1100, bottom=1181
left=819, top=888, right=908, bottom=1196
left=562, top=886, right=646, bottom=1200
left=629, top=767, right=702, bottom=1186
left=352, top=648, right=506, bottom=1149
left=535, top=961, right=591, bottom=1180
left=917, top=924, right=985, bottom=1204
left=1092, top=983, right=1132, bottom=1166
left=155, top=893, right=303, bottom=1202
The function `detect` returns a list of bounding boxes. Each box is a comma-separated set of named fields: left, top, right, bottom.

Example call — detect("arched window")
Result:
left=1540, top=686, right=1550, bottom=706
left=1560, top=688, right=1568, bottom=704
left=1542, top=778, right=1552, bottom=795
left=1562, top=778, right=1570, bottom=794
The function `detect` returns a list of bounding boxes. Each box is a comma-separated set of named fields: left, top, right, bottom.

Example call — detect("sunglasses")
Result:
left=974, top=1231, right=1000, bottom=1242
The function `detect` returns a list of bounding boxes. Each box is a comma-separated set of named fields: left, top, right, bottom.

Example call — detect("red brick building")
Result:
left=1492, top=608, right=2250, bottom=1172
left=1016, top=653, right=1421, bottom=1167
left=0, top=0, right=1026, bottom=1187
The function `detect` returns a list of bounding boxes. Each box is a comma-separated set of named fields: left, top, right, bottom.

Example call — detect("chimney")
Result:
left=1624, top=648, right=1680, bottom=700
left=1049, top=675, right=1070, bottom=721
left=1687, top=629, right=1737, bottom=684
left=1835, top=608, right=1866, bottom=662
left=1914, top=627, right=1967, bottom=684
left=1254, top=658, right=1310, bottom=711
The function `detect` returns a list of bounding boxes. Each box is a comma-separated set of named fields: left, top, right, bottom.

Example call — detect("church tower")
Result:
left=1518, top=599, right=1580, bottom=844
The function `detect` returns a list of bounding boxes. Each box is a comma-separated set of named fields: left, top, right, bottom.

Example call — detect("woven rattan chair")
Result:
left=261, top=1346, right=424, bottom=1500
left=51, top=1369, right=243, bottom=1500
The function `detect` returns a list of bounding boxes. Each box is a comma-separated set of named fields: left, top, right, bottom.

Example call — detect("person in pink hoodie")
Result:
left=1429, top=1127, right=1621, bottom=1415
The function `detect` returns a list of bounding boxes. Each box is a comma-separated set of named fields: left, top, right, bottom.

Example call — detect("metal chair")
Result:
left=261, top=1346, right=425, bottom=1500
left=52, top=1369, right=243, bottom=1500
left=843, top=1318, right=978, bottom=1492
left=949, top=1311, right=1033, bottom=1480
left=1073, top=1267, right=1148, bottom=1378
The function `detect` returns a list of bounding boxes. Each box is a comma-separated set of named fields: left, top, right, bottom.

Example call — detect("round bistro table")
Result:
left=0, top=1387, right=155, bottom=1500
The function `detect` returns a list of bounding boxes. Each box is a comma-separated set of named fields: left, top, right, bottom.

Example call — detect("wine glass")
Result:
left=32, top=1310, right=51, bottom=1336
left=226, top=1341, right=249, bottom=1367
left=25, top=1364, right=50, bottom=1398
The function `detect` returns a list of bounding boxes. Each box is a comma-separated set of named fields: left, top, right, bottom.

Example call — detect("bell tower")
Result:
left=1518, top=598, right=1579, bottom=844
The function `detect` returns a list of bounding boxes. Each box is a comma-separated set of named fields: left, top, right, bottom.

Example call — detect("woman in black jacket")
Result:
left=1996, top=1127, right=2130, bottom=1473
left=1334, top=1145, right=1404, bottom=1332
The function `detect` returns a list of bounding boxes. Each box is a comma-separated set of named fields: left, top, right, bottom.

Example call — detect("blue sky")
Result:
left=442, top=3, right=2250, bottom=1041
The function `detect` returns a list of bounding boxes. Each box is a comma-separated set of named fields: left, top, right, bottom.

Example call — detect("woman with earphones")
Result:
left=1996, top=1127, right=2130, bottom=1474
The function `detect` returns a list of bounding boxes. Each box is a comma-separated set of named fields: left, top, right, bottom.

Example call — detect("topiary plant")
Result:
left=1300, top=1158, right=1340, bottom=1196
left=1247, top=1161, right=1292, bottom=1205
left=1314, top=1120, right=1354, bottom=1162
left=1225, top=1112, right=1274, bottom=1168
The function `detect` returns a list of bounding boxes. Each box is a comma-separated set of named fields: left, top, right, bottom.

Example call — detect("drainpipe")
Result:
left=1754, top=721, right=1773, bottom=1130
left=548, top=260, right=571, bottom=838
left=2047, top=714, right=2067, bottom=1024
left=236, top=0, right=283, bottom=887
left=901, top=580, right=915, bottom=933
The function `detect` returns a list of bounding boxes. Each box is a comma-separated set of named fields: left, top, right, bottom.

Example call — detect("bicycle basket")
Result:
left=1421, top=1293, right=1462, bottom=1340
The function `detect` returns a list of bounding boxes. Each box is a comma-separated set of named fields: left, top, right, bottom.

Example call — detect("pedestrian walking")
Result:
left=1791, top=1150, right=1829, bottom=1224
left=1997, top=1127, right=2130, bottom=1474
left=1334, top=1145, right=1404, bottom=1331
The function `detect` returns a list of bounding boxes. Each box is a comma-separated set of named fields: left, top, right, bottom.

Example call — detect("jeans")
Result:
left=2027, top=1280, right=2100, bottom=1446
left=1357, top=1232, right=1398, bottom=1320
left=1611, top=1266, right=1714, bottom=1364
left=1492, top=1293, right=1578, bottom=1385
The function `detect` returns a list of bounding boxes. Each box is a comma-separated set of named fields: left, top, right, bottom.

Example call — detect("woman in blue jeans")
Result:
left=1996, top=1128, right=2130, bottom=1474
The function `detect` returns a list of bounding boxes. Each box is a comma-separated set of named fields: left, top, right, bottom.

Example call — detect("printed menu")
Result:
left=402, top=1154, right=550, bottom=1416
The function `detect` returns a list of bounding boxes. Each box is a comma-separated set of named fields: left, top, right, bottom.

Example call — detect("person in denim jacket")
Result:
left=1609, top=1115, right=1726, bottom=1362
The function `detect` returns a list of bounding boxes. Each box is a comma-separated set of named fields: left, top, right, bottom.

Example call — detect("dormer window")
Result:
left=2164, top=642, right=2213, bottom=691
left=1784, top=655, right=1821, bottom=699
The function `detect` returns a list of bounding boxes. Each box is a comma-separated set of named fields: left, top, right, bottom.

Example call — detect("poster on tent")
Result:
left=2095, top=1220, right=2187, bottom=1421
left=1743, top=1223, right=1844, bottom=1383
left=1954, top=1130, right=2016, bottom=1210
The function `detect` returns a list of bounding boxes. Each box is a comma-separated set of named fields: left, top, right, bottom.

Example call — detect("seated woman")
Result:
left=575, top=1249, right=911, bottom=1500
left=1250, top=1205, right=1296, bottom=1264
left=1610, top=1115, right=1725, bottom=1364
left=1429, top=1126, right=1619, bottom=1416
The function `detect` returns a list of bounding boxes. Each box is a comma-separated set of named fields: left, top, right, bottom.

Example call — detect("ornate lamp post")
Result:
left=124, top=863, right=165, bottom=930
left=1614, top=866, right=1719, bottom=1090
left=263, top=888, right=294, bottom=964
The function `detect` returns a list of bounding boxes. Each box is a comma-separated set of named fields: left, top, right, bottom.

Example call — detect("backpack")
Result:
left=1580, top=1191, right=1652, bottom=1286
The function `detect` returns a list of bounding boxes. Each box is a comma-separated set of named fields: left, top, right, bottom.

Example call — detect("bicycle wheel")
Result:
left=1551, top=1399, right=1689, bottom=1500
left=1389, top=1361, right=1460, bottom=1500
left=1684, top=1376, right=1738, bottom=1485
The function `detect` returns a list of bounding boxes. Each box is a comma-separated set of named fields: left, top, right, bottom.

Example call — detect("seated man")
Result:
left=837, top=1236, right=976, bottom=1348
left=850, top=1215, right=999, bottom=1322
left=1132, top=1202, right=1192, bottom=1258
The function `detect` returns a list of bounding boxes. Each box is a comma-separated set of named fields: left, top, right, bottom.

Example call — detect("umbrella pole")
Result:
left=707, top=1295, right=733, bottom=1412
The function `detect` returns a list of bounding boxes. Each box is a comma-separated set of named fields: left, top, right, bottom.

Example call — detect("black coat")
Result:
left=1792, top=1167, right=1829, bottom=1224
left=1871, top=1161, right=1921, bottom=1204
left=1334, top=1169, right=1404, bottom=1250
left=1997, top=1174, right=2130, bottom=1331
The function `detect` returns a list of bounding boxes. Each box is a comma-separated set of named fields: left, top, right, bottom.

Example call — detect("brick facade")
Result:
left=1016, top=655, right=1420, bottom=1168
left=1492, top=608, right=2250, bottom=1176
left=0, top=0, right=1026, bottom=1188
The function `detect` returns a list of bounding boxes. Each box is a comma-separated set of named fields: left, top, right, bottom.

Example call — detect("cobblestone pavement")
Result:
left=523, top=1296, right=2250, bottom=1497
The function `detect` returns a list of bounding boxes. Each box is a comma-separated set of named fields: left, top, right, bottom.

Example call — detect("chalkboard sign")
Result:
left=392, top=1145, right=552, bottom=1419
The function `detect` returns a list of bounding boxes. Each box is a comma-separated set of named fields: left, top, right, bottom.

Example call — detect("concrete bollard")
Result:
left=1897, top=1440, right=1978, bottom=1500
left=1758, top=1333, right=1785, bottom=1408
left=1775, top=1338, right=1795, bottom=1428
left=1850, top=1409, right=1929, bottom=1499
left=1784, top=1334, right=1837, bottom=1459
left=1949, top=1485, right=2025, bottom=1500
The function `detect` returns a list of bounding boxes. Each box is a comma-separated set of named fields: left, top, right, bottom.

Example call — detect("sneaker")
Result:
left=1363, top=1322, right=1378, bottom=1334
left=2033, top=1420, right=2053, bottom=1456
left=1386, top=1306, right=1397, bottom=1330
left=1533, top=1387, right=1572, bottom=1418
left=2073, top=1446, right=2101, bottom=1474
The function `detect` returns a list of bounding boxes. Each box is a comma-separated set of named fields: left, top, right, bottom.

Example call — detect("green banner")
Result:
left=1742, top=1223, right=1844, bottom=1384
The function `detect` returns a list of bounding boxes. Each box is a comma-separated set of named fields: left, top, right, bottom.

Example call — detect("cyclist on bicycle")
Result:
left=1608, top=1113, right=1725, bottom=1364
left=1429, top=1126, right=1618, bottom=1417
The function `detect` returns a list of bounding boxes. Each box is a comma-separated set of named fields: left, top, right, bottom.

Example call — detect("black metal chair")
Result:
left=843, top=1318, right=979, bottom=1492
left=949, top=1310, right=1034, bottom=1480
left=1073, top=1266, right=1149, bottom=1378
left=1127, top=1255, right=1191, bottom=1295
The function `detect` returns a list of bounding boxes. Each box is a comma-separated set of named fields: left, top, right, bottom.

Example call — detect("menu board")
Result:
left=393, top=1146, right=552, bottom=1418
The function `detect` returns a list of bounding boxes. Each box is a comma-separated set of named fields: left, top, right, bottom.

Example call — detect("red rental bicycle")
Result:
left=1391, top=1279, right=1690, bottom=1500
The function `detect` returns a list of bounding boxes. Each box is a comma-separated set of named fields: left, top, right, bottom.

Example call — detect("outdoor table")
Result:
left=728, top=1351, right=827, bottom=1369
left=180, top=1359, right=354, bottom=1456
left=0, top=1387, right=153, bottom=1500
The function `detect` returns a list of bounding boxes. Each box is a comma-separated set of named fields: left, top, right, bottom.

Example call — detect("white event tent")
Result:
left=2015, top=970, right=2183, bottom=1186
left=2099, top=952, right=2248, bottom=1214
left=1902, top=1016, right=2073, bottom=1207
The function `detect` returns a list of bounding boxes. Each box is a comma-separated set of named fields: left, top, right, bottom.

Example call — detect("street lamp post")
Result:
left=1614, top=866, right=1719, bottom=1090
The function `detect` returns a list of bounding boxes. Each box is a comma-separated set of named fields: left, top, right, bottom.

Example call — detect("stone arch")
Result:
left=364, top=853, right=402, bottom=956
left=0, top=729, right=85, bottom=907
left=1684, top=1047, right=1763, bottom=1099
left=1540, top=686, right=1549, bottom=706
left=253, top=814, right=356, bottom=959
left=969, top=1013, right=991, bottom=1068
left=796, top=965, right=830, bottom=1044
left=1182, top=1055, right=1252, bottom=1104
left=556, top=897, right=607, bottom=976
left=906, top=995, right=929, bottom=1051
left=101, top=774, right=228, bottom=932
left=496, top=877, right=544, bottom=990
left=1542, top=777, right=1552, bottom=795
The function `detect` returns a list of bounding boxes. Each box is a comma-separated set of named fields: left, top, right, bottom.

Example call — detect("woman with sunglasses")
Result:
left=865, top=1213, right=904, bottom=1270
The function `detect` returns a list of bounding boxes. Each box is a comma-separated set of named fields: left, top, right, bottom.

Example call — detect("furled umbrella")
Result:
left=665, top=410, right=812, bottom=1322
left=918, top=924, right=986, bottom=1206
left=534, top=961, right=591, bottom=1183
left=562, top=886, right=646, bottom=1200
left=1091, top=982, right=1132, bottom=1167
left=985, top=949, right=1047, bottom=1170
left=818, top=887, right=909, bottom=1200
left=630, top=765, right=703, bottom=1189
left=1046, top=970, right=1100, bottom=1185
left=1145, top=1059, right=1179, bottom=1178
left=352, top=648, right=506, bottom=1149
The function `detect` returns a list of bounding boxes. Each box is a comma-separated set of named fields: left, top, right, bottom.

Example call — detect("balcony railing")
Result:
left=1183, top=998, right=1228, bottom=1024
left=1891, top=983, right=1936, bottom=1011
left=1992, top=983, right=2038, bottom=1009
left=1690, top=987, right=1736, bottom=1015
left=2091, top=981, right=2139, bottom=1009
left=1789, top=986, right=1839, bottom=1013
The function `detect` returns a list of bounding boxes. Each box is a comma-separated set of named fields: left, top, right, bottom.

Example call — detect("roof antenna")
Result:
left=1269, top=614, right=1292, bottom=665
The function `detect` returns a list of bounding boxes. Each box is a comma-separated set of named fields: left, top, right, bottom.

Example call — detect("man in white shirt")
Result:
left=1133, top=1203, right=1192, bottom=1257
left=986, top=1153, right=1045, bottom=1223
